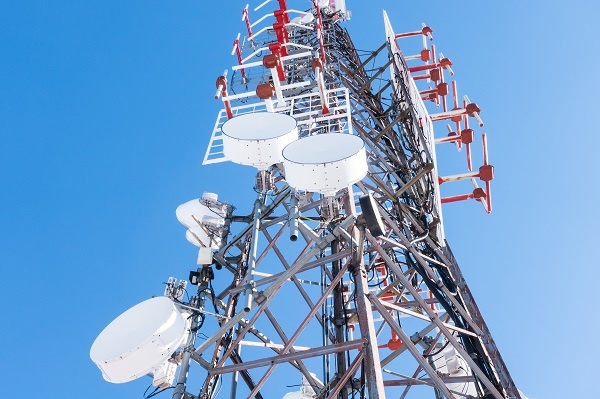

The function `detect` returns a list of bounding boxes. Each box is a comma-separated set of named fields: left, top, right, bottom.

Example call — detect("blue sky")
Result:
left=1, top=1, right=598, bottom=398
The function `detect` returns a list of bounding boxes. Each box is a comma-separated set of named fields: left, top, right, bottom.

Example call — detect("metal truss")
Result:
left=174, top=2, right=521, bottom=399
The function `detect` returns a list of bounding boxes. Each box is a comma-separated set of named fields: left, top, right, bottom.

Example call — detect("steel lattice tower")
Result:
left=96, top=2, right=522, bottom=399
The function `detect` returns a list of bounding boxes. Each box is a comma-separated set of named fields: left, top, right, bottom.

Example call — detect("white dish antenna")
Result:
left=282, top=392, right=309, bottom=399
left=185, top=224, right=222, bottom=249
left=282, top=373, right=321, bottom=399
left=176, top=193, right=226, bottom=249
left=90, top=297, right=188, bottom=384
left=282, top=133, right=368, bottom=196
left=290, top=13, right=315, bottom=25
left=432, top=342, right=478, bottom=396
left=221, top=112, right=298, bottom=170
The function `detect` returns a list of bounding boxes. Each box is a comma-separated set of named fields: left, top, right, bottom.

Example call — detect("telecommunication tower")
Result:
left=91, top=1, right=524, bottom=399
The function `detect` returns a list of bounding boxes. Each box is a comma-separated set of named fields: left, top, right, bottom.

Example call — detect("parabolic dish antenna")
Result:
left=282, top=373, right=321, bottom=399
left=175, top=196, right=225, bottom=228
left=221, top=112, right=298, bottom=170
left=282, top=133, right=368, bottom=196
left=90, top=296, right=188, bottom=384
left=291, top=13, right=315, bottom=25
left=176, top=195, right=225, bottom=249
left=185, top=224, right=222, bottom=249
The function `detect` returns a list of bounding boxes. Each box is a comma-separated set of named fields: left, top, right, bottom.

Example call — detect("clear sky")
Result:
left=1, top=1, right=598, bottom=398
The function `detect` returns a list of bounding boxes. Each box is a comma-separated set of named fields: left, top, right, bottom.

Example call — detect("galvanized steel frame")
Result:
left=180, top=3, right=521, bottom=399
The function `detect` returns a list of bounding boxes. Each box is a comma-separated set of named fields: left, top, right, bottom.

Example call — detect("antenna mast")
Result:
left=92, top=2, right=523, bottom=398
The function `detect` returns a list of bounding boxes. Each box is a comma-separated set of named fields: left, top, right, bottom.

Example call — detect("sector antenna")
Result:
left=91, top=1, right=524, bottom=399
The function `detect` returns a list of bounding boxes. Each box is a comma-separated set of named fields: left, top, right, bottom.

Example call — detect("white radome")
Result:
left=221, top=112, right=298, bottom=170
left=176, top=194, right=226, bottom=249
left=90, top=296, right=188, bottom=383
left=282, top=133, right=368, bottom=196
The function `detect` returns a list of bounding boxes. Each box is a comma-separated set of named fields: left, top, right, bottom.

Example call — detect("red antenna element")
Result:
left=314, top=2, right=327, bottom=62
left=231, top=34, right=247, bottom=81
left=464, top=94, right=484, bottom=127
left=462, top=104, right=473, bottom=170
left=262, top=53, right=285, bottom=104
left=480, top=133, right=493, bottom=212
left=438, top=132, right=494, bottom=213
left=408, top=57, right=453, bottom=75
left=272, top=9, right=290, bottom=56
left=267, top=43, right=286, bottom=81
left=273, top=23, right=289, bottom=56
left=215, top=72, right=233, bottom=119
left=256, top=82, right=276, bottom=112
left=419, top=81, right=448, bottom=106
left=398, top=21, right=493, bottom=213
left=438, top=53, right=454, bottom=75
left=241, top=5, right=255, bottom=48
left=429, top=99, right=483, bottom=127
left=255, top=83, right=276, bottom=99
left=463, top=129, right=474, bottom=171
left=395, top=23, right=433, bottom=40
left=312, top=58, right=330, bottom=114
left=277, top=0, right=290, bottom=22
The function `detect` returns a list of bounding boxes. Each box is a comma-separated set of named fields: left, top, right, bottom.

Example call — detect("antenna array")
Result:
left=91, top=2, right=522, bottom=399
